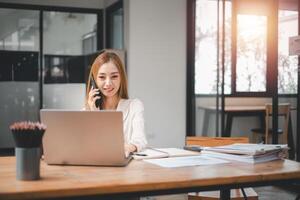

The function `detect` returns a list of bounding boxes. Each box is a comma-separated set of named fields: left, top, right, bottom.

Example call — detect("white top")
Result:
left=116, top=98, right=148, bottom=152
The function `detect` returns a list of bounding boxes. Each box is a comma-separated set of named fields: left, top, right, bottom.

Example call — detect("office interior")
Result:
left=0, top=0, right=300, bottom=198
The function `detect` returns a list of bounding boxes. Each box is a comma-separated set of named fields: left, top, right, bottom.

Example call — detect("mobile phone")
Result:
left=183, top=145, right=202, bottom=152
left=90, top=74, right=102, bottom=109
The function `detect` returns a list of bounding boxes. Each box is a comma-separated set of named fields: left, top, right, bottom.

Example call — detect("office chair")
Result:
left=186, top=136, right=258, bottom=200
left=251, top=103, right=290, bottom=144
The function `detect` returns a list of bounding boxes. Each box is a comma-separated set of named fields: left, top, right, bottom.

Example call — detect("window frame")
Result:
left=105, top=0, right=124, bottom=49
left=190, top=0, right=298, bottom=98
left=186, top=0, right=196, bottom=136
left=231, top=0, right=275, bottom=97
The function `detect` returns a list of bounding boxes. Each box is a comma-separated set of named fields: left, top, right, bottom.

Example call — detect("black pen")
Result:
left=134, top=153, right=147, bottom=156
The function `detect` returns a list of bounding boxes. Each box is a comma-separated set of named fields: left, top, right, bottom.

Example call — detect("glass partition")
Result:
left=0, top=2, right=124, bottom=151
left=195, top=0, right=231, bottom=136
left=278, top=9, right=298, bottom=159
left=0, top=8, right=40, bottom=148
left=42, top=11, right=98, bottom=109
left=278, top=10, right=298, bottom=94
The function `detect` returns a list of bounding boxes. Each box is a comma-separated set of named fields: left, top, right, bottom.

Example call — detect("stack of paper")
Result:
left=202, top=143, right=289, bottom=164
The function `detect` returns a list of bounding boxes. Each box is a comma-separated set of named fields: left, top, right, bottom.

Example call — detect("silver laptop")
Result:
left=40, top=109, right=131, bottom=166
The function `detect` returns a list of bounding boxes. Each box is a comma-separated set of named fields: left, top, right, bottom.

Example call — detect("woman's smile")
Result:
left=104, top=87, right=114, bottom=93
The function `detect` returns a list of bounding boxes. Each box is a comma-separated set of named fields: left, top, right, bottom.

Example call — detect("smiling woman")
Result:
left=85, top=50, right=148, bottom=154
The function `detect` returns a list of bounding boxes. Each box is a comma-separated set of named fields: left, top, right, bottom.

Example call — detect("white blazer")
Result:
left=117, top=98, right=148, bottom=152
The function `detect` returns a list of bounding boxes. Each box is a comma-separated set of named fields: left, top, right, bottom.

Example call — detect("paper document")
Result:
left=133, top=148, right=200, bottom=160
left=202, top=151, right=282, bottom=164
left=204, top=143, right=288, bottom=156
left=144, top=155, right=230, bottom=168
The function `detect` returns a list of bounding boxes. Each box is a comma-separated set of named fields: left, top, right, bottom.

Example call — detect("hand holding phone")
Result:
left=90, top=75, right=102, bottom=109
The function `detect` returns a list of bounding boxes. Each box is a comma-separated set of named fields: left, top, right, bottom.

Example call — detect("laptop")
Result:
left=40, top=109, right=132, bottom=166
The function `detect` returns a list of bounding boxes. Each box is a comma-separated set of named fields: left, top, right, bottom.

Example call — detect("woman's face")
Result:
left=96, top=61, right=121, bottom=98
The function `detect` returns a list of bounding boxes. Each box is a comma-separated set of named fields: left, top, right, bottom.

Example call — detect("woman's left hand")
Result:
left=124, top=143, right=137, bottom=155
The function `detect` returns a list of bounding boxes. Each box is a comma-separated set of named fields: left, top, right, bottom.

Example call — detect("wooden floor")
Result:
left=141, top=186, right=300, bottom=200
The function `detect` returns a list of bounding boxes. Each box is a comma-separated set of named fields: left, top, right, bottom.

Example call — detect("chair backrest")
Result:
left=265, top=103, right=290, bottom=144
left=265, top=103, right=290, bottom=116
left=186, top=137, right=249, bottom=147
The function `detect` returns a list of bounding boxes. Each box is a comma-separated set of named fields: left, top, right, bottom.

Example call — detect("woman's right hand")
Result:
left=87, top=87, right=101, bottom=110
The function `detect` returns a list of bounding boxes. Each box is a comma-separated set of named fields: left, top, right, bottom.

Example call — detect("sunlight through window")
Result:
left=195, top=0, right=231, bottom=95
left=278, top=10, right=298, bottom=94
left=236, top=14, right=267, bottom=92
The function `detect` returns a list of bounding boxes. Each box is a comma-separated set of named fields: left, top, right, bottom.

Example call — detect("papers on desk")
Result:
left=137, top=144, right=288, bottom=167
left=144, top=155, right=230, bottom=168
left=133, top=148, right=200, bottom=160
left=203, top=143, right=288, bottom=156
left=202, top=143, right=289, bottom=164
left=134, top=148, right=228, bottom=168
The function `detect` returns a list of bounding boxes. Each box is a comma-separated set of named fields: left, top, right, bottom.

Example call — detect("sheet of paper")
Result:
left=155, top=148, right=200, bottom=157
left=144, top=155, right=229, bottom=168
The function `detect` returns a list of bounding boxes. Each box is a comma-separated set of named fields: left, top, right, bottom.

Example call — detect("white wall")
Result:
left=125, top=0, right=187, bottom=148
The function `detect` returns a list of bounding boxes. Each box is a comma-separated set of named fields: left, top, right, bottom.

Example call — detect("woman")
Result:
left=85, top=50, right=147, bottom=154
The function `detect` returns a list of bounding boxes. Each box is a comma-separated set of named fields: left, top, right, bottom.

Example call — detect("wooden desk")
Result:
left=198, top=105, right=295, bottom=159
left=1, top=157, right=300, bottom=200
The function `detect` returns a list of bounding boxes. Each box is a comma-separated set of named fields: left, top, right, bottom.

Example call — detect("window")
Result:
left=194, top=0, right=298, bottom=96
left=236, top=14, right=267, bottom=92
left=195, top=0, right=218, bottom=94
left=195, top=0, right=231, bottom=95
left=278, top=10, right=298, bottom=94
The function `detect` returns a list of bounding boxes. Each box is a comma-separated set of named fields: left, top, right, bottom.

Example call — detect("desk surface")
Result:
left=1, top=157, right=300, bottom=199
